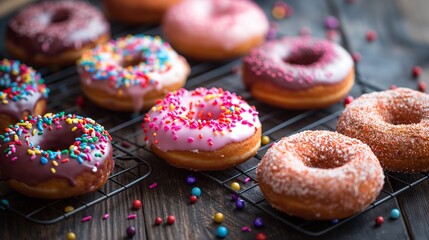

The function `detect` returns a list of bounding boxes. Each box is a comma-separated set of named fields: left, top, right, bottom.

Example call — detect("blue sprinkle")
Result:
left=37, top=121, right=43, bottom=131
left=40, top=157, right=48, bottom=165
left=0, top=199, right=9, bottom=210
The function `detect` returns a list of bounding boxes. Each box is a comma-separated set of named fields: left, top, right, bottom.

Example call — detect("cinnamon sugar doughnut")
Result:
left=242, top=37, right=354, bottom=109
left=0, top=113, right=114, bottom=199
left=142, top=87, right=261, bottom=170
left=257, top=130, right=384, bottom=220
left=337, top=88, right=429, bottom=172
left=163, top=0, right=269, bottom=60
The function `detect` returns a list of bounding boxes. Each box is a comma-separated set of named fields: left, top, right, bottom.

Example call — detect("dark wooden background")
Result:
left=1, top=0, right=429, bottom=239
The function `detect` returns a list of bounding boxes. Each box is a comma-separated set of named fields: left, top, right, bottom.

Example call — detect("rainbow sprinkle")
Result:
left=0, top=112, right=111, bottom=174
left=77, top=35, right=173, bottom=89
left=0, top=59, right=49, bottom=105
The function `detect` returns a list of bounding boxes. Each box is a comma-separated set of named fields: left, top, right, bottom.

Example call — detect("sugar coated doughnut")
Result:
left=6, top=0, right=110, bottom=66
left=0, top=59, right=49, bottom=131
left=77, top=35, right=190, bottom=112
left=257, top=130, right=384, bottom=220
left=337, top=88, right=429, bottom=172
left=142, top=87, right=261, bottom=170
left=163, top=0, right=269, bottom=60
left=0, top=112, right=114, bottom=199
left=103, top=0, right=182, bottom=24
left=243, top=37, right=354, bottom=109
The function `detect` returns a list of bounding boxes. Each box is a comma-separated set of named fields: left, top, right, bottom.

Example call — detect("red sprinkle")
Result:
left=412, top=66, right=422, bottom=78
left=256, top=232, right=267, bottom=240
left=375, top=216, right=384, bottom=226
left=389, top=85, right=397, bottom=90
left=81, top=216, right=92, bottom=222
left=366, top=30, right=377, bottom=42
left=344, top=96, right=354, bottom=106
left=352, top=52, right=361, bottom=62
left=418, top=82, right=426, bottom=92
left=190, top=195, right=198, bottom=203
left=155, top=217, right=163, bottom=225
left=167, top=215, right=176, bottom=225
left=132, top=200, right=142, bottom=210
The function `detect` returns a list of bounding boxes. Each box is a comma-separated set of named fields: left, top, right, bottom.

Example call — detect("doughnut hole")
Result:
left=378, top=101, right=423, bottom=125
left=31, top=124, right=82, bottom=152
left=184, top=103, right=223, bottom=121
left=51, top=9, right=71, bottom=24
left=121, top=56, right=147, bottom=68
left=300, top=144, right=350, bottom=169
left=283, top=48, right=324, bottom=66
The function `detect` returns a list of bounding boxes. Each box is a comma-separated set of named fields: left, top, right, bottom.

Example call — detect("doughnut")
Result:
left=337, top=88, right=429, bottom=172
left=0, top=59, right=49, bottom=131
left=103, top=0, right=182, bottom=24
left=256, top=130, right=384, bottom=220
left=242, top=37, right=354, bottom=109
left=142, top=87, right=261, bottom=170
left=163, top=0, right=269, bottom=60
left=0, top=112, right=114, bottom=199
left=6, top=0, right=110, bottom=66
left=77, top=35, right=190, bottom=112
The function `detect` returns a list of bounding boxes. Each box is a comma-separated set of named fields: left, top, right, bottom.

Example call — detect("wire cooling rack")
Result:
left=0, top=0, right=428, bottom=235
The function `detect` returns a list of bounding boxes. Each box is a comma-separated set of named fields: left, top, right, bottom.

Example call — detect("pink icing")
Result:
left=243, top=37, right=353, bottom=90
left=142, top=87, right=261, bottom=152
left=163, top=0, right=269, bottom=50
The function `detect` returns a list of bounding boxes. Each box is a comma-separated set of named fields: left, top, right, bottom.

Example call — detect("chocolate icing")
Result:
left=6, top=1, right=109, bottom=56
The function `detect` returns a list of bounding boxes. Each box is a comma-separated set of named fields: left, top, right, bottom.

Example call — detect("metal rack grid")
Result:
left=0, top=0, right=426, bottom=235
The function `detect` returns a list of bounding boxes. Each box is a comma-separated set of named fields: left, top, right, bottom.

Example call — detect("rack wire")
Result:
left=0, top=0, right=427, bottom=236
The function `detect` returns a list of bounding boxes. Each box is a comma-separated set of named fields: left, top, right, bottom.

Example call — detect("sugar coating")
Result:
left=337, top=88, right=429, bottom=172
left=142, top=87, right=261, bottom=152
left=243, top=37, right=353, bottom=90
left=257, top=130, right=384, bottom=213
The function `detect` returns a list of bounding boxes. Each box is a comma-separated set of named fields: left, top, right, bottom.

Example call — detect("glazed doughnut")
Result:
left=163, top=0, right=269, bottom=60
left=142, top=87, right=261, bottom=170
left=256, top=130, right=384, bottom=220
left=6, top=1, right=110, bottom=66
left=0, top=112, right=114, bottom=199
left=0, top=59, right=49, bottom=131
left=242, top=37, right=354, bottom=109
left=337, top=88, right=429, bottom=172
left=103, top=0, right=182, bottom=24
left=77, top=35, right=190, bottom=112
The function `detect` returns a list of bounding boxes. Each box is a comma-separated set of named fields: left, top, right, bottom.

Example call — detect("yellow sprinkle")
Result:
left=153, top=132, right=157, bottom=137
left=213, top=131, right=218, bottom=136
left=43, top=113, right=53, bottom=117
left=71, top=126, right=77, bottom=132
left=67, top=232, right=76, bottom=240
left=151, top=106, right=156, bottom=111
left=14, top=135, right=18, bottom=141
left=169, top=104, right=175, bottom=111
left=64, top=206, right=74, bottom=213
left=157, top=106, right=163, bottom=111
left=52, top=160, right=58, bottom=167
left=51, top=168, right=56, bottom=174
left=261, top=136, right=270, bottom=146
left=34, top=149, right=41, bottom=155
left=2, top=100, right=8, bottom=104
left=27, top=149, right=35, bottom=155
left=230, top=182, right=241, bottom=191
left=66, top=118, right=72, bottom=124
left=0, top=94, right=5, bottom=100
left=26, top=123, right=32, bottom=129
left=220, top=131, right=225, bottom=136
left=32, top=129, right=36, bottom=136
left=213, top=213, right=224, bottom=223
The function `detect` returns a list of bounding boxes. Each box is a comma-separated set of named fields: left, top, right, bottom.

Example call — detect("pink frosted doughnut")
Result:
left=257, top=130, right=384, bottom=220
left=162, top=0, right=269, bottom=60
left=243, top=37, right=354, bottom=109
left=142, top=87, right=261, bottom=170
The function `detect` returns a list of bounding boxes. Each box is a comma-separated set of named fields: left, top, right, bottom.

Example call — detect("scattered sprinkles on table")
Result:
left=186, top=175, right=196, bottom=185
left=155, top=217, right=163, bottom=225
left=132, top=199, right=142, bottom=210
left=214, top=212, right=224, bottom=223
left=0, top=59, right=49, bottom=109
left=375, top=216, right=384, bottom=226
left=0, top=112, right=112, bottom=186
left=412, top=66, right=422, bottom=78
left=126, top=226, right=136, bottom=238
left=189, top=195, right=198, bottom=203
left=64, top=206, right=74, bottom=213
left=390, top=208, right=400, bottom=219
left=217, top=226, right=229, bottom=238
left=235, top=199, right=245, bottom=209
left=230, top=182, right=241, bottom=192
left=191, top=187, right=201, bottom=197
left=167, top=215, right=176, bottom=225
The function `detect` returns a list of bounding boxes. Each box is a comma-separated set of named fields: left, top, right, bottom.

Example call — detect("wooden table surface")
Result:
left=1, top=0, right=429, bottom=239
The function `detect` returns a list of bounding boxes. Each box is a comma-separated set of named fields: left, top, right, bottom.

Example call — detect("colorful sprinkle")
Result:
left=235, top=199, right=245, bottom=209
left=271, top=2, right=293, bottom=20
left=167, top=215, right=176, bottom=225
left=128, top=214, right=137, bottom=220
left=67, top=232, right=76, bottom=240
left=81, top=216, right=92, bottom=222
left=325, top=16, right=339, bottom=29
left=191, top=187, right=202, bottom=197
left=344, top=96, right=354, bottom=106
left=186, top=175, right=196, bottom=185
left=231, top=193, right=239, bottom=201
left=64, top=206, right=74, bottom=213
left=241, top=226, right=252, bottom=232
left=256, top=232, right=267, bottom=240
left=375, top=216, right=384, bottom=226
left=103, top=213, right=109, bottom=220
left=418, top=82, right=427, bottom=92
left=155, top=217, right=163, bottom=225
left=0, top=199, right=9, bottom=210
left=352, top=52, right=362, bottom=62
left=217, top=226, right=228, bottom=238
left=214, top=212, right=224, bottom=223
left=390, top=208, right=400, bottom=219
left=126, top=226, right=136, bottom=238
left=261, top=136, right=270, bottom=146
left=366, top=29, right=377, bottom=42
left=189, top=195, right=198, bottom=203
left=230, top=182, right=241, bottom=191
left=253, top=217, right=264, bottom=228
left=412, top=66, right=422, bottom=78
left=149, top=182, right=158, bottom=189
left=132, top=199, right=142, bottom=210
left=332, top=219, right=339, bottom=224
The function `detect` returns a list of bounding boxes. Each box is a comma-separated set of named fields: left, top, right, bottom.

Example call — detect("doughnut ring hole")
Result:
left=51, top=9, right=71, bottom=24
left=378, top=100, right=423, bottom=125
left=283, top=48, right=325, bottom=66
